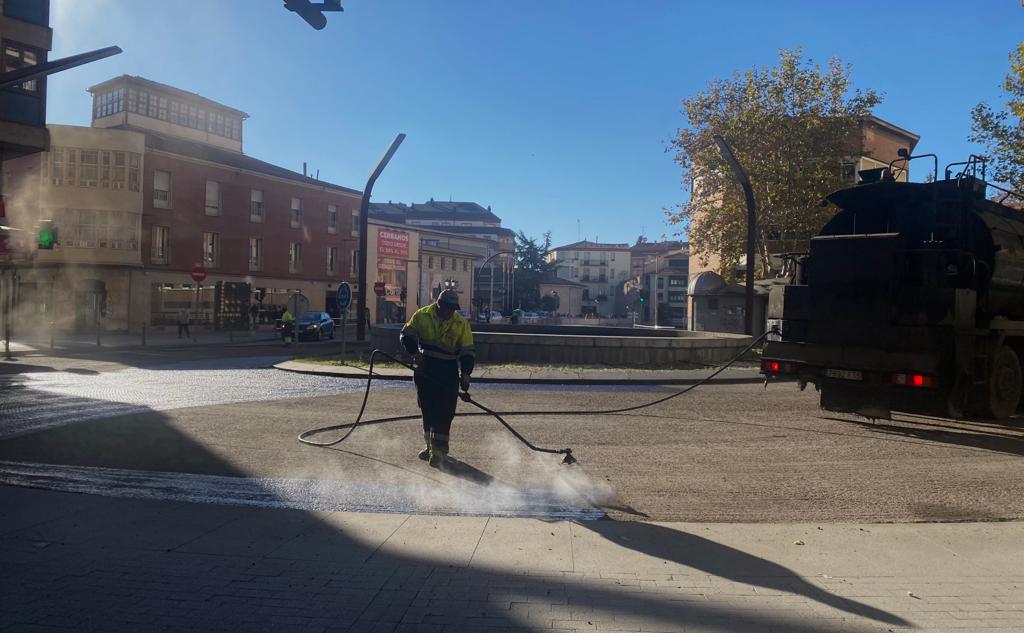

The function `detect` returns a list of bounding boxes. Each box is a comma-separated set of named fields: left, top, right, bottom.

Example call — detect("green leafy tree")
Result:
left=669, top=49, right=881, bottom=279
left=970, top=43, right=1024, bottom=192
left=513, top=231, right=554, bottom=310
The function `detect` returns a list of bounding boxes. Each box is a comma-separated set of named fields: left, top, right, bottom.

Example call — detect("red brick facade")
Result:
left=140, top=151, right=361, bottom=281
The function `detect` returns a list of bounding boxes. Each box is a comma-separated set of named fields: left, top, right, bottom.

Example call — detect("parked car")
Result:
left=296, top=311, right=335, bottom=341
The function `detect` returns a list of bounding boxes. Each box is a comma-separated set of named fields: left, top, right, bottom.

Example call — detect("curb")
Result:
left=5, top=336, right=285, bottom=355
left=274, top=362, right=765, bottom=386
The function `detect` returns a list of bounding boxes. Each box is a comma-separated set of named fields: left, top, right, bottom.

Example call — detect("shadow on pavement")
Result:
left=0, top=389, right=910, bottom=632
left=579, top=519, right=909, bottom=627
left=0, top=361, right=57, bottom=375
left=826, top=415, right=1024, bottom=457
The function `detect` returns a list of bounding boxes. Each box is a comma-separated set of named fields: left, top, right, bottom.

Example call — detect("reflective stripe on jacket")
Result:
left=400, top=304, right=475, bottom=369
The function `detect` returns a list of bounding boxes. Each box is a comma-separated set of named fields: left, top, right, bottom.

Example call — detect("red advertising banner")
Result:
left=378, top=227, right=410, bottom=273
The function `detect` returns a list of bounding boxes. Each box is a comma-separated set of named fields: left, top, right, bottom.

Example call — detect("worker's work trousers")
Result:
left=414, top=358, right=459, bottom=454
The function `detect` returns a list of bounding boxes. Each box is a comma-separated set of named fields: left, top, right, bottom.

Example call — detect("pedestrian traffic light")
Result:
left=37, top=220, right=57, bottom=249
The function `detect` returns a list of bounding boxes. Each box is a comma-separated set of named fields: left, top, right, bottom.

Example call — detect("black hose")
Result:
left=297, top=330, right=774, bottom=464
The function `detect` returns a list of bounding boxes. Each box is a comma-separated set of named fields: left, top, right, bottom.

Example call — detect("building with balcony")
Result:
left=635, top=247, right=689, bottom=326
left=545, top=240, right=631, bottom=316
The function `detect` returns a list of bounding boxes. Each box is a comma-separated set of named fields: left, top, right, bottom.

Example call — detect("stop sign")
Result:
left=373, top=281, right=386, bottom=297
left=191, top=264, right=207, bottom=283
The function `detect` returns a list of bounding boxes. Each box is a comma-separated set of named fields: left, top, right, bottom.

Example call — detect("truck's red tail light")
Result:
left=761, top=359, right=797, bottom=374
left=892, top=372, right=937, bottom=388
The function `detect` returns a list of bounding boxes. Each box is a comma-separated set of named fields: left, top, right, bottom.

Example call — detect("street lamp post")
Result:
left=713, top=134, right=757, bottom=336
left=356, top=133, right=405, bottom=342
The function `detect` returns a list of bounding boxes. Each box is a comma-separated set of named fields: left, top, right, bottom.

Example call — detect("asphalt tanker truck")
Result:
left=762, top=158, right=1024, bottom=421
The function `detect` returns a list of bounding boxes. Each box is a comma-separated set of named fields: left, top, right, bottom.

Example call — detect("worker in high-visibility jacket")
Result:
left=400, top=289, right=474, bottom=467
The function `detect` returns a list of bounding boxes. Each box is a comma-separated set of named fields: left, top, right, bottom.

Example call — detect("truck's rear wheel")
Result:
left=984, top=345, right=1022, bottom=420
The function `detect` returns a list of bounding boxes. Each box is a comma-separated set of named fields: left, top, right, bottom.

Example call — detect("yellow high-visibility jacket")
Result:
left=400, top=304, right=475, bottom=374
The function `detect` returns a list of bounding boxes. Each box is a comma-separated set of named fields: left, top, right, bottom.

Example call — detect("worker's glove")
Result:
left=411, top=352, right=424, bottom=369
left=460, top=374, right=471, bottom=392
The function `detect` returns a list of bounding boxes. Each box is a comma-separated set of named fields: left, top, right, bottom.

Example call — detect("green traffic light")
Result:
left=37, top=224, right=55, bottom=249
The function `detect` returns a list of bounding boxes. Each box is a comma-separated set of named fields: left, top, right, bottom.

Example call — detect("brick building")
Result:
left=4, top=76, right=362, bottom=333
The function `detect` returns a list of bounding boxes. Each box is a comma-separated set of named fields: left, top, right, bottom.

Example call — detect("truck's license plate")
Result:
left=823, top=368, right=864, bottom=381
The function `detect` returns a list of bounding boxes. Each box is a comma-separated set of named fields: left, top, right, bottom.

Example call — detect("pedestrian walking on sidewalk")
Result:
left=400, top=289, right=474, bottom=468
left=177, top=307, right=191, bottom=339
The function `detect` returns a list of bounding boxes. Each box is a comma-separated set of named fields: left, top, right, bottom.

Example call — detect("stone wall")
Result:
left=371, top=323, right=751, bottom=366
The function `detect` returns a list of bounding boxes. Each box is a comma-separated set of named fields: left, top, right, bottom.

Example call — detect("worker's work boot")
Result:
left=418, top=431, right=430, bottom=461
left=428, top=449, right=451, bottom=469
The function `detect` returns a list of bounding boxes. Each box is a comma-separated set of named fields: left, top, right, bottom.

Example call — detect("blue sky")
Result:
left=48, top=1, right=1022, bottom=249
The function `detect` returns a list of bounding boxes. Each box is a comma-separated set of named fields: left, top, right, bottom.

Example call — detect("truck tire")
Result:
left=984, top=345, right=1022, bottom=420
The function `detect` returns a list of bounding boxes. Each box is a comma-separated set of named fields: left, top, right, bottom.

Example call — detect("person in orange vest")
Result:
left=399, top=289, right=474, bottom=467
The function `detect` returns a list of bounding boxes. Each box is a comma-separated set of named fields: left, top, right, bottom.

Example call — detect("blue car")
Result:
left=296, top=311, right=335, bottom=341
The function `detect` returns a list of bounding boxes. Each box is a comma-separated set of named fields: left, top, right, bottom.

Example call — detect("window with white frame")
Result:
left=327, top=205, right=338, bottom=234
left=351, top=208, right=359, bottom=237
left=250, top=189, right=264, bottom=222
left=351, top=249, right=359, bottom=276
left=151, top=225, right=169, bottom=264
left=289, top=242, right=302, bottom=273
left=50, top=148, right=65, bottom=185
left=79, top=150, right=98, bottom=187
left=290, top=196, right=302, bottom=228
left=3, top=42, right=38, bottom=92
left=203, top=232, right=220, bottom=267
left=327, top=246, right=338, bottom=274
left=205, top=180, right=221, bottom=216
left=153, top=170, right=171, bottom=208
left=128, top=153, right=140, bottom=192
left=249, top=237, right=262, bottom=271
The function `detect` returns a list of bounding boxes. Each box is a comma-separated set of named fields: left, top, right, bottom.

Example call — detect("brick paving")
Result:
left=3, top=486, right=1022, bottom=632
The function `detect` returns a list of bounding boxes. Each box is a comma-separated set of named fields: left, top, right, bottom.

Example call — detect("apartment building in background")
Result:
left=370, top=200, right=515, bottom=314
left=637, top=246, right=689, bottom=326
left=4, top=75, right=362, bottom=333
left=546, top=240, right=632, bottom=317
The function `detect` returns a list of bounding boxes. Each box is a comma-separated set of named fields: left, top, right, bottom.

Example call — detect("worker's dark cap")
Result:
left=437, top=289, right=460, bottom=309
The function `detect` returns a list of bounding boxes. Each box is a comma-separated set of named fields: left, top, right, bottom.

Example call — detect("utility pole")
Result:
left=356, top=133, right=405, bottom=341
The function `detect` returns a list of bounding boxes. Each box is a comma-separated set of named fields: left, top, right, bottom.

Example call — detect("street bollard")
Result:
left=50, top=321, right=55, bottom=350
left=141, top=322, right=146, bottom=347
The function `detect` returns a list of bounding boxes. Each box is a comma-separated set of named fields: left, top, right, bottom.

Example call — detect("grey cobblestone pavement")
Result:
left=0, top=356, right=395, bottom=439
left=2, top=486, right=1022, bottom=633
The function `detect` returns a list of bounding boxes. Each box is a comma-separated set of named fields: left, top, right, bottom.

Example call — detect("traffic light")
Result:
left=37, top=220, right=57, bottom=249
left=638, top=290, right=647, bottom=303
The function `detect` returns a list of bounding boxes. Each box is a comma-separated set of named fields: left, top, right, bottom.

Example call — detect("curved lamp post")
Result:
left=473, top=251, right=515, bottom=320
